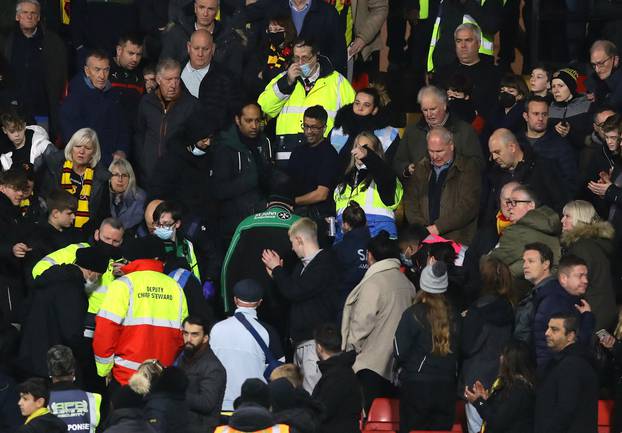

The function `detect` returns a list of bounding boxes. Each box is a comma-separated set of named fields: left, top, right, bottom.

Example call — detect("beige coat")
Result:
left=352, top=0, right=388, bottom=60
left=341, top=258, right=416, bottom=380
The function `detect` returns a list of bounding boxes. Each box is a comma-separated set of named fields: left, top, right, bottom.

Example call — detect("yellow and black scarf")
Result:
left=61, top=160, right=93, bottom=228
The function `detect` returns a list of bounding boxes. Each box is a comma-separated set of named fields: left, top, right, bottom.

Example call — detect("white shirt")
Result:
left=181, top=62, right=210, bottom=98
left=210, top=307, right=284, bottom=411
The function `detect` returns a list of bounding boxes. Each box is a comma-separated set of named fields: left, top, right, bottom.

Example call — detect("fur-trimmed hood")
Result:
left=561, top=221, right=615, bottom=246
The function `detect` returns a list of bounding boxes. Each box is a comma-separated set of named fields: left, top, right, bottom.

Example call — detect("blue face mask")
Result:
left=154, top=226, right=174, bottom=240
left=300, top=62, right=314, bottom=78
left=191, top=146, right=207, bottom=156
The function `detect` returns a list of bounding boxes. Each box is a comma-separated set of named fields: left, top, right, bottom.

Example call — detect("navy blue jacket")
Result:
left=333, top=226, right=370, bottom=313
left=59, top=75, right=130, bottom=167
left=518, top=130, right=577, bottom=195
left=533, top=279, right=595, bottom=369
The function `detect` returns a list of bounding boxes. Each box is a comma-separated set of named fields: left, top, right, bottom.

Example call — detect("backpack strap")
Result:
left=234, top=313, right=276, bottom=364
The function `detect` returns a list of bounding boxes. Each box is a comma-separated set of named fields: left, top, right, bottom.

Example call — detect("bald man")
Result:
left=143, top=199, right=163, bottom=235
left=485, top=128, right=567, bottom=220
left=404, top=126, right=481, bottom=245
left=182, top=29, right=215, bottom=98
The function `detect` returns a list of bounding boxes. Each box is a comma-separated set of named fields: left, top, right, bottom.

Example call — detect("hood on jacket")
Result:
left=317, top=350, right=357, bottom=374
left=34, top=263, right=84, bottom=291
left=333, top=103, right=392, bottom=133
left=229, top=404, right=275, bottom=431
left=472, top=295, right=515, bottom=327
left=517, top=206, right=562, bottom=236
left=561, top=221, right=615, bottom=246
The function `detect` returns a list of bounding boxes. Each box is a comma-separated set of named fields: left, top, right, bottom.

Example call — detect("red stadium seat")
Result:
left=364, top=398, right=400, bottom=431
left=598, top=400, right=614, bottom=433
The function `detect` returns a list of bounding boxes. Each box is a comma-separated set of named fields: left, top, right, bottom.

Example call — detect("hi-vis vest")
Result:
left=31, top=242, right=116, bottom=320
left=215, top=425, right=290, bottom=433
left=426, top=0, right=503, bottom=72
left=93, top=270, right=188, bottom=385
left=334, top=178, right=403, bottom=239
left=49, top=389, right=101, bottom=433
left=31, top=243, right=90, bottom=279
left=258, top=70, right=355, bottom=138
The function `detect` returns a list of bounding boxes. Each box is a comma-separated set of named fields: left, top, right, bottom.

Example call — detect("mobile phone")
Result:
left=561, top=120, right=569, bottom=128
left=596, top=329, right=612, bottom=340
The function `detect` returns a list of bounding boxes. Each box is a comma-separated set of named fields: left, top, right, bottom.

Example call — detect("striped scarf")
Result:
left=480, top=377, right=503, bottom=433
left=61, top=160, right=93, bottom=228
left=496, top=210, right=513, bottom=235
left=19, top=196, right=31, bottom=216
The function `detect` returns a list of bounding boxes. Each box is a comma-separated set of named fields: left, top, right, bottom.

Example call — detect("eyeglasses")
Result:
left=303, top=123, right=324, bottom=132
left=155, top=221, right=176, bottom=229
left=111, top=173, right=130, bottom=179
left=591, top=56, right=612, bottom=70
left=505, top=199, right=533, bottom=207
left=293, top=55, right=315, bottom=64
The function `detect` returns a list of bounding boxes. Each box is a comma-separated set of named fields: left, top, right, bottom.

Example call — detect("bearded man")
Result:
left=178, top=316, right=226, bottom=433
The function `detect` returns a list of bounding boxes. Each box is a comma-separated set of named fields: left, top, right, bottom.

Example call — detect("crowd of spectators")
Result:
left=3, top=0, right=622, bottom=433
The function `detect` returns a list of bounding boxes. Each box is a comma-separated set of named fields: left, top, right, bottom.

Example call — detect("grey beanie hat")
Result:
left=419, top=261, right=448, bottom=294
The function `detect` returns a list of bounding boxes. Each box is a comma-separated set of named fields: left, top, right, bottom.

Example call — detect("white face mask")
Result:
left=191, top=146, right=207, bottom=156
left=84, top=278, right=100, bottom=293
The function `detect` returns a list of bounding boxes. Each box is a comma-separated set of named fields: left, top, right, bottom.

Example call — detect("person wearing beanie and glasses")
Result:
left=394, top=260, right=460, bottom=433
left=549, top=67, right=593, bottom=152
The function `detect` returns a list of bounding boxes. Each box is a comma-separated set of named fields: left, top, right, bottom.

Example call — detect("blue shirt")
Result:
left=290, top=0, right=312, bottom=34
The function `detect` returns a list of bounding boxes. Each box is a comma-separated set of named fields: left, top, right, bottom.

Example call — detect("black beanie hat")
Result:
left=552, top=68, right=579, bottom=96
left=234, top=378, right=270, bottom=409
left=112, top=385, right=144, bottom=409
left=75, top=247, right=110, bottom=273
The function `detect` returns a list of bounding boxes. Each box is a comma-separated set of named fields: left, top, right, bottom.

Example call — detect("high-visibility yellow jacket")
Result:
left=93, top=265, right=188, bottom=385
left=258, top=59, right=355, bottom=138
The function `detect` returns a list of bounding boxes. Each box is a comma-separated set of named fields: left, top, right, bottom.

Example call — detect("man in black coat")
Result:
left=311, top=323, right=362, bottom=433
left=17, top=247, right=110, bottom=378
left=3, top=0, right=66, bottom=140
left=178, top=316, right=226, bottom=433
left=535, top=312, right=598, bottom=433
left=286, top=0, right=347, bottom=75
left=262, top=217, right=340, bottom=394
left=211, top=102, right=274, bottom=241
left=486, top=128, right=568, bottom=219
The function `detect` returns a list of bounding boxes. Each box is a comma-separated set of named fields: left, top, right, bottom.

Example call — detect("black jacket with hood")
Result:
left=211, top=124, right=274, bottom=238
left=143, top=367, right=191, bottom=433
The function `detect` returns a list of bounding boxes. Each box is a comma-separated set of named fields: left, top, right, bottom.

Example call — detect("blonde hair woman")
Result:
left=561, top=200, right=617, bottom=330
left=41, top=128, right=111, bottom=230
left=109, top=158, right=146, bottom=233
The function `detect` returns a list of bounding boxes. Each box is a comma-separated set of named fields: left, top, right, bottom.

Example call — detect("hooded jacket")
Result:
left=490, top=206, right=562, bottom=278
left=312, top=351, right=362, bottom=433
left=59, top=74, right=129, bottom=167
left=549, top=95, right=592, bottom=151
left=103, top=408, right=157, bottom=433
left=561, top=221, right=618, bottom=331
left=211, top=124, right=274, bottom=237
left=18, top=264, right=88, bottom=377
left=461, top=295, right=514, bottom=389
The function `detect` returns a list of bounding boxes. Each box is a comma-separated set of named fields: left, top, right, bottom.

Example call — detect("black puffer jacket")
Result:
left=178, top=346, right=226, bottom=433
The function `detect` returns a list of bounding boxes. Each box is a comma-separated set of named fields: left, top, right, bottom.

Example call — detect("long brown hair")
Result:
left=338, top=132, right=384, bottom=195
left=479, top=256, right=515, bottom=305
left=414, top=291, right=453, bottom=356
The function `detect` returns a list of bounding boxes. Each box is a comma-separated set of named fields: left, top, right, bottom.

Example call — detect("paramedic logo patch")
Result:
left=277, top=211, right=291, bottom=220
